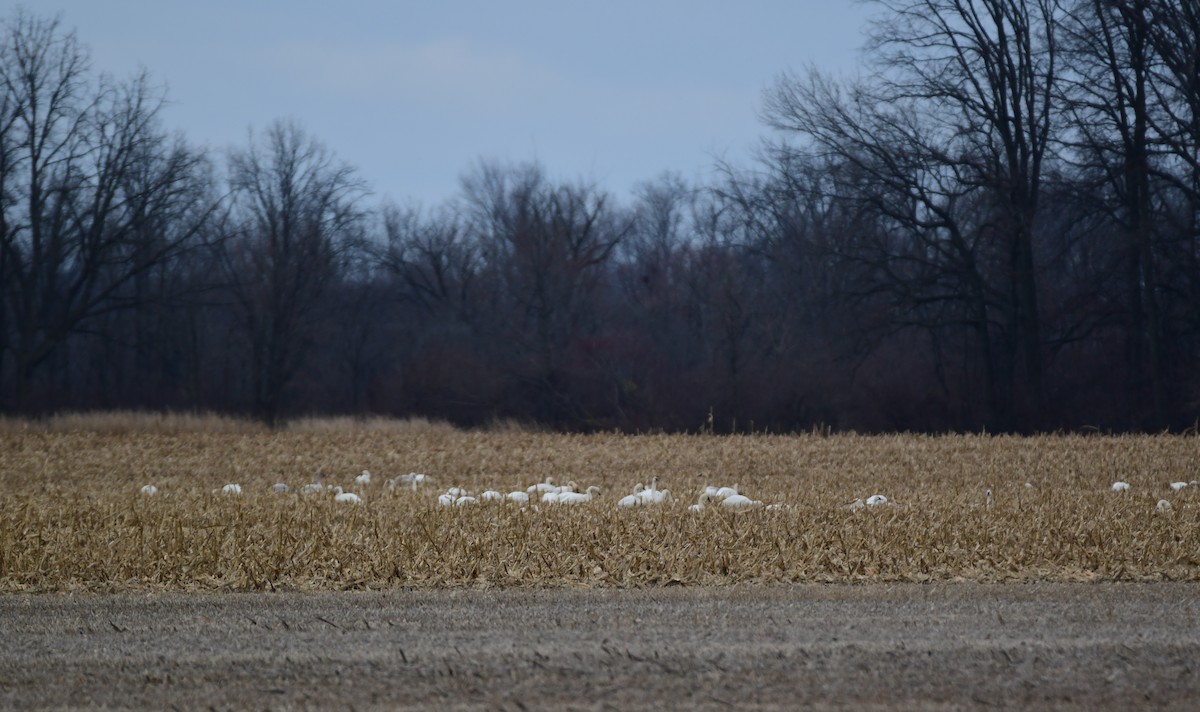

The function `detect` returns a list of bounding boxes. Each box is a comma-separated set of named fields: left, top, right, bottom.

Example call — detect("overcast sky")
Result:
left=34, top=1, right=870, bottom=206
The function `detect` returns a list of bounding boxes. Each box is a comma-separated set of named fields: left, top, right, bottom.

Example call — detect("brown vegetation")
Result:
left=1, top=417, right=1198, bottom=591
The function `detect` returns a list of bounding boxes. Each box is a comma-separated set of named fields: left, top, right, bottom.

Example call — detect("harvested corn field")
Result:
left=1, top=417, right=1199, bottom=591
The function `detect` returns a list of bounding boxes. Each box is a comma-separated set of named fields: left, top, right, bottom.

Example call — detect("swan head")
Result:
left=586, top=485, right=601, bottom=496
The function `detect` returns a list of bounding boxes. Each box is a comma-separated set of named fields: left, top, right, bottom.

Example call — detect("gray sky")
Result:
left=34, top=1, right=869, bottom=206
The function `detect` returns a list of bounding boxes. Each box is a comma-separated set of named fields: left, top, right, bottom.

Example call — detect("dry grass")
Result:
left=1, top=421, right=1199, bottom=592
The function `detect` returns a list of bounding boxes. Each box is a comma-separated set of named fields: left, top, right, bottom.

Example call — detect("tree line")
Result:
left=2, top=2, right=1199, bottom=432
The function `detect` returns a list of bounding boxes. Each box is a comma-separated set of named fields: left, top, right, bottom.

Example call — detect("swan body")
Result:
left=616, top=483, right=647, bottom=508
left=140, top=485, right=158, bottom=496
left=720, top=494, right=763, bottom=511
left=221, top=483, right=242, bottom=495
left=506, top=491, right=530, bottom=505
left=849, top=498, right=866, bottom=512
left=455, top=495, right=478, bottom=507
left=1170, top=481, right=1189, bottom=492
left=333, top=486, right=362, bottom=504
left=389, top=473, right=431, bottom=491
left=1156, top=499, right=1173, bottom=512
left=541, top=491, right=561, bottom=504
left=528, top=477, right=557, bottom=494
left=270, top=482, right=290, bottom=494
left=1111, top=481, right=1131, bottom=492
left=556, top=486, right=601, bottom=505
left=617, top=493, right=643, bottom=508
left=446, top=486, right=470, bottom=498
left=480, top=490, right=504, bottom=502
left=865, top=494, right=888, bottom=506
left=713, top=485, right=739, bottom=500
left=355, top=470, right=371, bottom=485
left=301, top=472, right=328, bottom=495
left=636, top=478, right=672, bottom=505
left=438, top=493, right=455, bottom=507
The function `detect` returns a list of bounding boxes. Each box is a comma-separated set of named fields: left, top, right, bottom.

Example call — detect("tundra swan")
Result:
left=332, top=486, right=362, bottom=504
left=301, top=472, right=328, bottom=495
left=221, top=483, right=242, bottom=495
left=713, top=485, right=739, bottom=500
left=355, top=470, right=371, bottom=485
left=270, top=483, right=290, bottom=494
left=528, top=477, right=557, bottom=494
left=865, top=494, right=888, bottom=506
left=1111, top=481, right=1131, bottom=492
left=719, top=493, right=763, bottom=511
left=140, top=484, right=158, bottom=496
left=556, top=486, right=601, bottom=505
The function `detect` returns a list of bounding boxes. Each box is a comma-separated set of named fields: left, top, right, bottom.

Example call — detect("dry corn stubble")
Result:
left=1, top=422, right=1198, bottom=591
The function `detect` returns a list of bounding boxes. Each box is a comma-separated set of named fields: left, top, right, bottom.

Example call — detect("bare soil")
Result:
left=1, top=583, right=1197, bottom=710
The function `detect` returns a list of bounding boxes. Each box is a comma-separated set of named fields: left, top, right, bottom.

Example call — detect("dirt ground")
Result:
left=1, top=583, right=1197, bottom=710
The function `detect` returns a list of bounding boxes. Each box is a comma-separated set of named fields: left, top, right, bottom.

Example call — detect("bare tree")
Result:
left=220, top=120, right=367, bottom=425
left=0, top=10, right=213, bottom=410
left=765, top=0, right=1062, bottom=429
left=462, top=161, right=630, bottom=425
left=1058, top=0, right=1171, bottom=425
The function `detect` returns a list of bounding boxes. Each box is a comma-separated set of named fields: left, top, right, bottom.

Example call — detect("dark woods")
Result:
left=2, top=3, right=1199, bottom=432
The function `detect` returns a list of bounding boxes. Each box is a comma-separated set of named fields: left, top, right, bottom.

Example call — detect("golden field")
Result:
left=1, top=414, right=1198, bottom=591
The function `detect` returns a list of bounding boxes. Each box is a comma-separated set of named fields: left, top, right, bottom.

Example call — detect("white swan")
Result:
left=140, top=484, right=158, bottom=496
left=713, top=485, right=739, bottom=500
left=389, top=473, right=431, bottom=491
left=528, top=477, right=558, bottom=494
left=438, top=493, right=456, bottom=507
left=617, top=493, right=643, bottom=508
left=1169, top=481, right=1189, bottom=492
left=1111, top=481, right=1131, bottom=492
left=865, top=494, right=888, bottom=506
left=355, top=470, right=371, bottom=486
left=455, top=495, right=478, bottom=506
left=541, top=491, right=561, bottom=504
left=689, top=492, right=712, bottom=512
left=616, top=483, right=646, bottom=508
left=332, top=486, right=362, bottom=504
left=480, top=490, right=504, bottom=502
left=270, top=483, right=290, bottom=494
left=637, top=478, right=673, bottom=505
left=506, top=491, right=530, bottom=505
left=221, top=483, right=242, bottom=495
left=556, top=486, right=601, bottom=505
left=301, top=472, right=328, bottom=495
left=1156, top=499, right=1173, bottom=512
left=446, top=486, right=470, bottom=498
left=720, top=493, right=763, bottom=511
left=985, top=489, right=993, bottom=509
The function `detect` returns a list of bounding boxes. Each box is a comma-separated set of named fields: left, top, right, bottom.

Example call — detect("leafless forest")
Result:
left=3, top=2, right=1200, bottom=432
